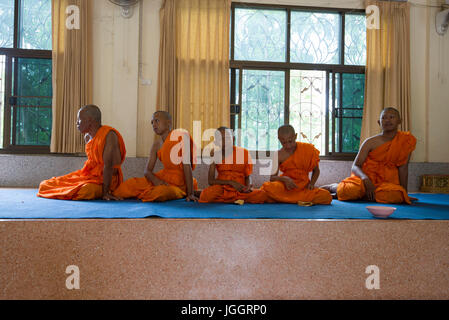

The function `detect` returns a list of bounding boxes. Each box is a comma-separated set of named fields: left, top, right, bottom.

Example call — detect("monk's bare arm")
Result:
left=352, top=139, right=376, bottom=200
left=352, top=139, right=372, bottom=180
left=207, top=163, right=218, bottom=185
left=308, top=165, right=320, bottom=189
left=102, top=131, right=121, bottom=200
left=270, top=150, right=298, bottom=190
left=398, top=154, right=411, bottom=192
left=245, top=176, right=251, bottom=188
left=183, top=164, right=197, bottom=201
left=269, top=151, right=283, bottom=182
left=208, top=162, right=246, bottom=191
left=144, top=142, right=167, bottom=186
left=242, top=176, right=252, bottom=193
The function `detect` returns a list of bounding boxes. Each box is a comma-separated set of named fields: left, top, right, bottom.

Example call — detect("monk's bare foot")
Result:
left=194, top=190, right=202, bottom=198
left=320, top=183, right=338, bottom=193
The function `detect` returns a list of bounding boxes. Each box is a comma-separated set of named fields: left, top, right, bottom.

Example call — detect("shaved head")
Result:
left=153, top=111, right=172, bottom=122
left=217, top=126, right=231, bottom=133
left=216, top=126, right=233, bottom=139
left=381, top=107, right=401, bottom=119
left=80, top=105, right=102, bottom=124
left=278, top=124, right=296, bottom=137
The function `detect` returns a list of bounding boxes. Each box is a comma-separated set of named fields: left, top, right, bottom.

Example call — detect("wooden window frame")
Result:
left=0, top=0, right=52, bottom=154
left=230, top=2, right=366, bottom=161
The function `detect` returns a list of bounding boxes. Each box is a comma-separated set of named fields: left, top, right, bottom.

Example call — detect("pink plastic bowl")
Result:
left=366, top=206, right=397, bottom=218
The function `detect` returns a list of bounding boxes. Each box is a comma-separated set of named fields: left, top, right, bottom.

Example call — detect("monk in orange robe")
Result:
left=38, top=105, right=126, bottom=200
left=261, top=125, right=332, bottom=205
left=199, top=127, right=268, bottom=204
left=321, top=107, right=417, bottom=204
left=113, top=111, right=198, bottom=202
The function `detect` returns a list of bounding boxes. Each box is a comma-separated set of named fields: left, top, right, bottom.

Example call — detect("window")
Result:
left=0, top=0, right=52, bottom=153
left=230, top=4, right=366, bottom=157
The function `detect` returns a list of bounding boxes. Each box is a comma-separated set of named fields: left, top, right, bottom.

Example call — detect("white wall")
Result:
left=92, top=0, right=449, bottom=162
left=137, top=0, right=162, bottom=157
left=426, top=2, right=449, bottom=162
left=92, top=0, right=140, bottom=157
left=410, top=0, right=449, bottom=162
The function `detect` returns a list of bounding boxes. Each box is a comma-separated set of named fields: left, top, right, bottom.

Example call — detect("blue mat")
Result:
left=0, top=189, right=448, bottom=220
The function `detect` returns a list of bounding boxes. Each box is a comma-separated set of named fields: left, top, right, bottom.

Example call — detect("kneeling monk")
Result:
left=261, top=125, right=332, bottom=205
left=38, top=105, right=126, bottom=200
left=199, top=127, right=268, bottom=204
left=321, top=107, right=416, bottom=204
left=113, top=111, right=198, bottom=202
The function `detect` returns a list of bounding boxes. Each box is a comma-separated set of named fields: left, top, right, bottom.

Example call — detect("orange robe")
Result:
left=199, top=146, right=268, bottom=204
left=337, top=131, right=416, bottom=204
left=261, top=142, right=332, bottom=204
left=113, top=130, right=197, bottom=202
left=37, top=126, right=126, bottom=200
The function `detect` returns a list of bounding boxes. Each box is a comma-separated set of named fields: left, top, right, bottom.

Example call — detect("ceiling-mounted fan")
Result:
left=109, top=0, right=140, bottom=19
left=436, top=0, right=449, bottom=35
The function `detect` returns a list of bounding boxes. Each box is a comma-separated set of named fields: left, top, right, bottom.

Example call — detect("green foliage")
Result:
left=1, top=0, right=52, bottom=147
left=291, top=11, right=340, bottom=64
left=232, top=9, right=367, bottom=153
left=340, top=73, right=365, bottom=153
left=345, top=14, right=367, bottom=66
left=0, top=0, right=14, bottom=48
left=235, top=8, right=286, bottom=62
left=241, top=70, right=284, bottom=151
left=14, top=58, right=52, bottom=146
left=20, top=0, right=52, bottom=50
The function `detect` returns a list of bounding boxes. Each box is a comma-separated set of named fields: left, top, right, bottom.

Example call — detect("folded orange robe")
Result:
left=261, top=142, right=332, bottom=204
left=37, top=126, right=126, bottom=200
left=199, top=146, right=268, bottom=204
left=113, top=130, right=197, bottom=202
left=337, top=131, right=417, bottom=204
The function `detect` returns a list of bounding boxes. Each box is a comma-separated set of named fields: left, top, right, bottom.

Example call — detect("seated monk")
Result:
left=113, top=111, right=198, bottom=202
left=38, top=105, right=126, bottom=200
left=321, top=107, right=417, bottom=204
left=198, top=127, right=268, bottom=204
left=261, top=125, right=332, bottom=205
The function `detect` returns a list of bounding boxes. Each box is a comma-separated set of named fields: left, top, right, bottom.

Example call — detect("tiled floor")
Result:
left=1, top=219, right=448, bottom=299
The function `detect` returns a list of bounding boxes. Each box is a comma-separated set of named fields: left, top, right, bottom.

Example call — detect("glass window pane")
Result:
left=341, top=73, right=365, bottom=152
left=230, top=69, right=240, bottom=131
left=15, top=106, right=51, bottom=145
left=290, top=70, right=327, bottom=155
left=291, top=11, right=340, bottom=64
left=16, top=58, right=52, bottom=97
left=240, top=70, right=284, bottom=151
left=345, top=14, right=366, bottom=66
left=341, top=117, right=362, bottom=153
left=334, top=73, right=340, bottom=152
left=328, top=73, right=332, bottom=153
left=234, top=8, right=286, bottom=62
left=0, top=0, right=14, bottom=48
left=13, top=58, right=52, bottom=146
left=342, top=73, right=365, bottom=110
left=19, top=0, right=52, bottom=50
left=0, top=55, right=5, bottom=147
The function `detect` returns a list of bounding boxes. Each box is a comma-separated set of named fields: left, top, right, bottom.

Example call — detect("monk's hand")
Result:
left=409, top=196, right=419, bottom=202
left=153, top=178, right=169, bottom=187
left=306, top=183, right=315, bottom=190
left=230, top=181, right=246, bottom=192
left=363, top=178, right=376, bottom=201
left=103, top=192, right=122, bottom=201
left=283, top=177, right=298, bottom=191
left=185, top=194, right=198, bottom=202
left=241, top=184, right=253, bottom=193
